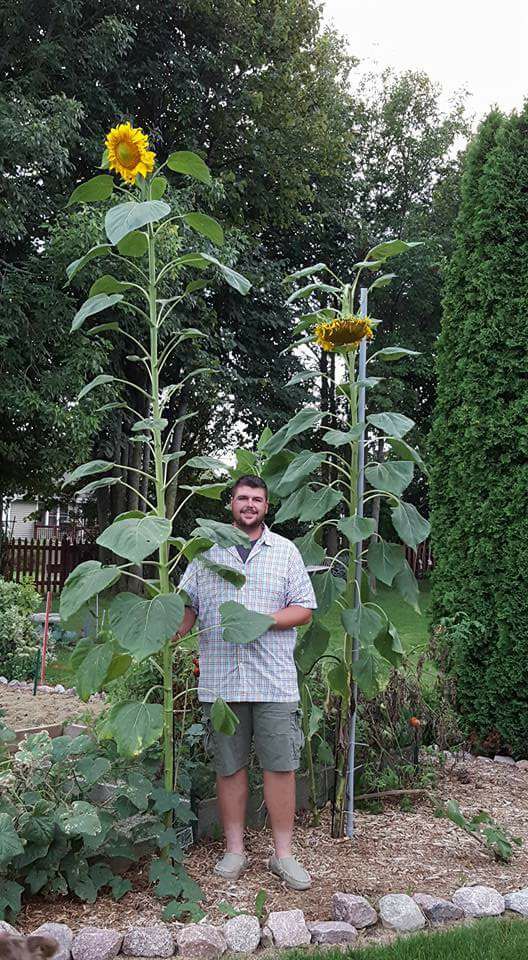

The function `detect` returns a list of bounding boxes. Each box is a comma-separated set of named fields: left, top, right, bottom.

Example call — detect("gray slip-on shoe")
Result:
left=269, top=854, right=312, bottom=890
left=214, top=852, right=250, bottom=881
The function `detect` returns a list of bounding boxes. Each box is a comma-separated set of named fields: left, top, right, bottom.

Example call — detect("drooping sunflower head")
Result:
left=314, top=315, right=374, bottom=352
left=105, top=122, right=156, bottom=185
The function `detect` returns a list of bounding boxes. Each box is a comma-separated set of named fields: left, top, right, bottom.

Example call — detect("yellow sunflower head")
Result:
left=105, top=122, right=156, bottom=185
left=314, top=315, right=374, bottom=352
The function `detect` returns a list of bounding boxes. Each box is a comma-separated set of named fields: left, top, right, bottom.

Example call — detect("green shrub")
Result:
left=429, top=105, right=528, bottom=756
left=0, top=577, right=41, bottom=680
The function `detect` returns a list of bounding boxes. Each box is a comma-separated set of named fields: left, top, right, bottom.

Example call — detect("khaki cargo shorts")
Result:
left=201, top=701, right=304, bottom=777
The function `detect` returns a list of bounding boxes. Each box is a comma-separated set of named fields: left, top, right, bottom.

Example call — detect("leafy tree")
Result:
left=429, top=105, right=528, bottom=756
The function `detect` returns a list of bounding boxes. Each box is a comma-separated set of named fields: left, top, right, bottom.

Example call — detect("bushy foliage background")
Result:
left=429, top=104, right=528, bottom=755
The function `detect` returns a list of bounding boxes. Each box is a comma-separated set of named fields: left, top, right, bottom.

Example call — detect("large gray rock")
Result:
left=504, top=888, right=528, bottom=916
left=122, top=925, right=174, bottom=957
left=176, top=924, right=226, bottom=959
left=267, top=909, right=311, bottom=948
left=308, top=921, right=357, bottom=945
left=223, top=915, right=261, bottom=953
left=32, top=923, right=72, bottom=960
left=452, top=885, right=505, bottom=917
left=493, top=755, right=516, bottom=766
left=332, top=892, right=377, bottom=928
left=516, top=760, right=528, bottom=771
left=71, top=926, right=123, bottom=960
left=412, top=893, right=463, bottom=924
left=379, top=894, right=426, bottom=932
left=0, top=921, right=19, bottom=936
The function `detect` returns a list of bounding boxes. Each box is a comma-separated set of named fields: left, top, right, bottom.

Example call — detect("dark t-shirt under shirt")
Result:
left=235, top=538, right=259, bottom=563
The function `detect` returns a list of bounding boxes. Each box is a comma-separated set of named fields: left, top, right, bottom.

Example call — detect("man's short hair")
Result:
left=231, top=475, right=269, bottom=499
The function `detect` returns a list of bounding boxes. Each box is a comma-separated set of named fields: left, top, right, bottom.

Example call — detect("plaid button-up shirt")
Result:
left=179, top=525, right=317, bottom=702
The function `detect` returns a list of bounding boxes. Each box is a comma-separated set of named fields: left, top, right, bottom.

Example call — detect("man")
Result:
left=178, top=475, right=317, bottom=890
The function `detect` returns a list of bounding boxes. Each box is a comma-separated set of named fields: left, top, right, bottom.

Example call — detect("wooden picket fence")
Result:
left=2, top=537, right=98, bottom=595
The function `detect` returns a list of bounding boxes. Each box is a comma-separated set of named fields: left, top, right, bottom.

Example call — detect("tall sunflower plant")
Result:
left=280, top=240, right=430, bottom=834
left=59, top=124, right=264, bottom=838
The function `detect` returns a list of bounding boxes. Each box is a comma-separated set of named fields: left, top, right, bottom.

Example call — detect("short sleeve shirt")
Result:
left=178, top=525, right=317, bottom=702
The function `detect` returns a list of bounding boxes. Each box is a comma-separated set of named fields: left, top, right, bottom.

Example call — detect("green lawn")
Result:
left=288, top=919, right=528, bottom=960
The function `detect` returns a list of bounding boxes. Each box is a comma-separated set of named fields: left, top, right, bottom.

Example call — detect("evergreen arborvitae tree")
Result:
left=430, top=104, right=528, bottom=756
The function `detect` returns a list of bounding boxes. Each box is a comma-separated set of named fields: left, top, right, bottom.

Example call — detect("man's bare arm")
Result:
left=271, top=606, right=313, bottom=630
left=175, top=606, right=197, bottom=639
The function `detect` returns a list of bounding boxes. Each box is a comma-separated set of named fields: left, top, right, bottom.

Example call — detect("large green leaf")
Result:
left=295, top=620, right=331, bottom=675
left=109, top=593, right=185, bottom=661
left=105, top=200, right=171, bottom=245
left=183, top=213, right=224, bottom=246
left=260, top=450, right=296, bottom=498
left=0, top=814, right=24, bottom=864
left=57, top=802, right=102, bottom=837
left=367, top=411, right=415, bottom=439
left=353, top=645, right=387, bottom=699
left=150, top=176, right=168, bottom=200
left=66, top=243, right=112, bottom=282
left=342, top=605, right=385, bottom=644
left=294, top=530, right=326, bottom=566
left=337, top=515, right=376, bottom=544
left=76, top=756, right=112, bottom=787
left=286, top=369, right=321, bottom=386
left=374, top=346, right=421, bottom=362
left=18, top=803, right=55, bottom=846
left=368, top=239, right=422, bottom=260
left=117, top=231, right=148, bottom=257
left=367, top=541, right=405, bottom=586
left=193, top=519, right=251, bottom=549
left=68, top=175, right=114, bottom=206
left=97, top=516, right=171, bottom=563
left=186, top=455, right=230, bottom=472
left=391, top=502, right=431, bottom=549
left=323, top=423, right=365, bottom=447
left=365, top=461, right=414, bottom=496
left=166, top=150, right=212, bottom=184
left=276, top=451, right=325, bottom=493
left=173, top=536, right=214, bottom=561
left=78, top=374, right=115, bottom=400
left=369, top=273, right=396, bottom=291
left=71, top=293, right=123, bottom=332
left=327, top=661, right=349, bottom=699
left=63, top=459, right=113, bottom=488
left=263, top=407, right=323, bottom=456
left=76, top=642, right=114, bottom=701
left=387, top=438, right=427, bottom=475
left=105, top=702, right=164, bottom=757
left=220, top=601, right=275, bottom=644
left=76, top=476, right=120, bottom=498
left=181, top=482, right=228, bottom=500
left=286, top=282, right=340, bottom=304
left=89, top=275, right=135, bottom=297
left=60, top=561, right=121, bottom=621
left=199, top=253, right=251, bottom=295
left=311, top=570, right=346, bottom=616
left=393, top=560, right=421, bottom=613
left=210, top=698, right=239, bottom=735
left=275, top=486, right=342, bottom=524
left=284, top=262, right=328, bottom=281
left=198, top=558, right=245, bottom=588
left=374, top=621, right=404, bottom=668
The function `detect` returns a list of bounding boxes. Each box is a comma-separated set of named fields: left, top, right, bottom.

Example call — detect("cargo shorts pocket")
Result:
left=290, top=707, right=305, bottom=764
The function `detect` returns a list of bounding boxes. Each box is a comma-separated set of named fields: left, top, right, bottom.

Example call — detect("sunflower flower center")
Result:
left=116, top=140, right=140, bottom=169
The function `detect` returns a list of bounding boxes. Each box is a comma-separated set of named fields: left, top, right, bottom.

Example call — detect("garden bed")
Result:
left=0, top=684, right=103, bottom=730
left=16, top=754, right=528, bottom=934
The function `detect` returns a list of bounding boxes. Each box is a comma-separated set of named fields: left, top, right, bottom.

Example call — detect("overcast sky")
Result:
left=323, top=0, right=527, bottom=122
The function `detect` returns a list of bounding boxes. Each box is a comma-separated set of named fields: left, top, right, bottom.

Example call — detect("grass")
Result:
left=287, top=919, right=528, bottom=960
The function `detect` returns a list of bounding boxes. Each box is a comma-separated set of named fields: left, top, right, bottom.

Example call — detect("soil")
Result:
left=17, top=754, right=528, bottom=936
left=0, top=686, right=103, bottom=730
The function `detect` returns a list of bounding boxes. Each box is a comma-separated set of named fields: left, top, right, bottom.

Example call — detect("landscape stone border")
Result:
left=5, top=884, right=528, bottom=958
left=0, top=676, right=105, bottom=702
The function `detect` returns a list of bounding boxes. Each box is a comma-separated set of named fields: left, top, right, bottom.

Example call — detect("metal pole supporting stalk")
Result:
left=345, top=286, right=368, bottom=838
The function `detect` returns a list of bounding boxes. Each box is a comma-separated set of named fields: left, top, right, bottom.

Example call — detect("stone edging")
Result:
left=3, top=884, right=528, bottom=958
left=0, top=677, right=105, bottom=702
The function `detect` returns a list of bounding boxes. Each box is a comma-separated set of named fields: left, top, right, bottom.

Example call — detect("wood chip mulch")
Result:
left=18, top=756, right=528, bottom=934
